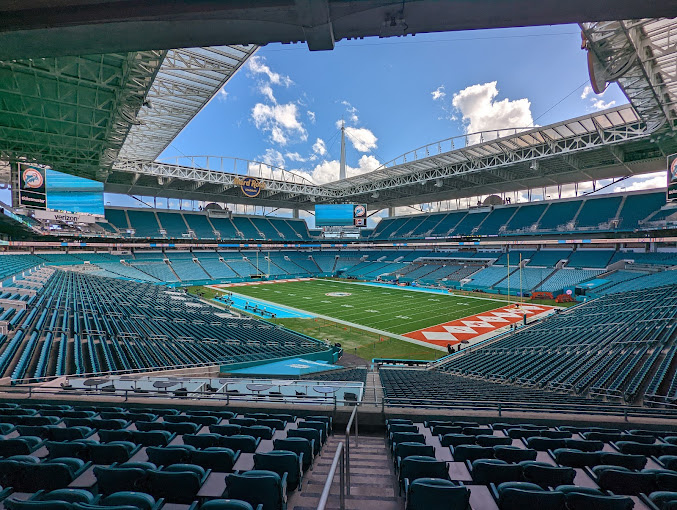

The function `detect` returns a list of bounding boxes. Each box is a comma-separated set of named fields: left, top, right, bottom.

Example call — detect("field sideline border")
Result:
left=207, top=283, right=448, bottom=352
left=208, top=279, right=558, bottom=351
left=207, top=279, right=545, bottom=352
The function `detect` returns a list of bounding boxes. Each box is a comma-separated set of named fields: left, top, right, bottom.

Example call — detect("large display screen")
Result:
left=315, top=204, right=367, bottom=227
left=669, top=154, right=677, bottom=202
left=46, top=169, right=104, bottom=215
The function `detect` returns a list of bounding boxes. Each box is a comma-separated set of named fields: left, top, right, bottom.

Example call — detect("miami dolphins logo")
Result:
left=22, top=167, right=44, bottom=189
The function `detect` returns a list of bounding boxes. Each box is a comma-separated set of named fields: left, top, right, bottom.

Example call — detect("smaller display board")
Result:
left=315, top=204, right=367, bottom=227
left=669, top=154, right=677, bottom=202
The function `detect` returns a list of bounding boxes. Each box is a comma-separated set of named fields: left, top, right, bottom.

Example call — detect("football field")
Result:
left=220, top=279, right=506, bottom=335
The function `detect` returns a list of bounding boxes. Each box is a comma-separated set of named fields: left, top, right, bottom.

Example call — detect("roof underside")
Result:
left=582, top=18, right=677, bottom=132
left=118, top=45, right=257, bottom=161
left=0, top=51, right=166, bottom=179
left=2, top=0, right=677, bottom=58
left=0, top=45, right=257, bottom=179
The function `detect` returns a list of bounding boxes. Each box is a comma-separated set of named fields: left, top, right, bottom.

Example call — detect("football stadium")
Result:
left=1, top=2, right=677, bottom=509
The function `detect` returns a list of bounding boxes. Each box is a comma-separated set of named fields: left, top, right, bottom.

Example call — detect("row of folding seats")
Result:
left=3, top=269, right=330, bottom=379
left=387, top=417, right=677, bottom=509
left=0, top=403, right=334, bottom=510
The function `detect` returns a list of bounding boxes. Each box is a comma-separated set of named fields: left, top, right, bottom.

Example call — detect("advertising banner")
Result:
left=18, top=164, right=46, bottom=210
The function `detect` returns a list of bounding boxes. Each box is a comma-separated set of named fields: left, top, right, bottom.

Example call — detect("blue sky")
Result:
left=159, top=23, right=631, bottom=189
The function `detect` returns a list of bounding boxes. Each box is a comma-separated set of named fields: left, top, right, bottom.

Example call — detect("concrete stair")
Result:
left=289, top=433, right=404, bottom=510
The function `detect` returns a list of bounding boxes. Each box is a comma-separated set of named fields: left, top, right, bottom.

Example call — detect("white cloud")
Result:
left=451, top=81, right=534, bottom=144
left=251, top=102, right=307, bottom=146
left=259, top=148, right=285, bottom=168
left=344, top=126, right=378, bottom=152
left=312, top=138, right=327, bottom=157
left=259, top=83, right=276, bottom=103
left=217, top=87, right=228, bottom=101
left=285, top=152, right=307, bottom=162
left=340, top=100, right=359, bottom=123
left=300, top=155, right=381, bottom=185
left=613, top=172, right=667, bottom=193
left=591, top=98, right=616, bottom=110
left=307, top=110, right=316, bottom=123
left=248, top=55, right=292, bottom=87
left=582, top=84, right=616, bottom=110
left=431, top=85, right=446, bottom=101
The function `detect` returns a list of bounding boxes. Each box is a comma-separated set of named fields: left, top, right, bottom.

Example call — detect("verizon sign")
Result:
left=32, top=210, right=98, bottom=224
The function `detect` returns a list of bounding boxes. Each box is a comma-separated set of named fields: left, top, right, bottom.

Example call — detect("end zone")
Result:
left=404, top=303, right=557, bottom=348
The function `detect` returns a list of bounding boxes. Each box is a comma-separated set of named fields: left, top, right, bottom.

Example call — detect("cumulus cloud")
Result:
left=217, top=87, right=228, bottom=101
left=301, top=155, right=381, bottom=185
left=250, top=154, right=381, bottom=186
left=248, top=55, right=292, bottom=87
left=251, top=102, right=307, bottom=146
left=431, top=85, right=446, bottom=101
left=613, top=172, right=667, bottom=193
left=259, top=83, right=276, bottom=103
left=591, top=98, right=616, bottom=110
left=451, top=81, right=534, bottom=144
left=307, top=110, right=316, bottom=123
left=285, top=152, right=307, bottom=162
left=581, top=85, right=593, bottom=100
left=344, top=126, right=378, bottom=152
left=259, top=148, right=286, bottom=168
left=312, top=138, right=327, bottom=157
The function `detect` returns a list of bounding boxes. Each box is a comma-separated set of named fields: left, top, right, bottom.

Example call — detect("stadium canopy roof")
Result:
left=109, top=104, right=677, bottom=209
left=118, top=45, right=257, bottom=161
left=2, top=0, right=676, bottom=58
left=582, top=19, right=677, bottom=133
left=0, top=45, right=256, bottom=181
left=0, top=51, right=166, bottom=180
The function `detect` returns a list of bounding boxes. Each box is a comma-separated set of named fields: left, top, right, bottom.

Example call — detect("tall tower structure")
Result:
left=339, top=121, right=346, bottom=181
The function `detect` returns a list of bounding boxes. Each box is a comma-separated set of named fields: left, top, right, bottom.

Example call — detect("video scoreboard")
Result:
left=315, top=204, right=367, bottom=227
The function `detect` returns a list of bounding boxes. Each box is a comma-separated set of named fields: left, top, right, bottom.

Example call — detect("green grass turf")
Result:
left=269, top=317, right=442, bottom=361
left=223, top=279, right=507, bottom=335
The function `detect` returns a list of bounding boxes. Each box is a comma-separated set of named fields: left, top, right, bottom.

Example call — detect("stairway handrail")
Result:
left=317, top=441, right=345, bottom=510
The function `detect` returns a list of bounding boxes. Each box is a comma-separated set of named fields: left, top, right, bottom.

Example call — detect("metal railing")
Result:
left=316, top=404, right=359, bottom=509
left=5, top=381, right=677, bottom=422
left=344, top=405, right=358, bottom=495
left=317, top=441, right=345, bottom=510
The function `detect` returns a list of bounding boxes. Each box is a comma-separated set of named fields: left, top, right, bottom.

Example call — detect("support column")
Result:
left=10, top=162, right=20, bottom=208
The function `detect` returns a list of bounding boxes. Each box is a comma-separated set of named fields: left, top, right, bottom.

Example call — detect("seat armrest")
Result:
left=281, top=472, right=288, bottom=503
left=489, top=482, right=500, bottom=504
